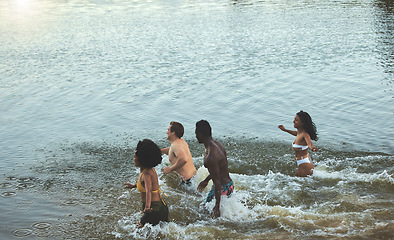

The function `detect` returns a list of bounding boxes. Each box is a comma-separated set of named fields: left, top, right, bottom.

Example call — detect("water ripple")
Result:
left=11, top=228, right=34, bottom=237
left=1, top=191, right=17, bottom=197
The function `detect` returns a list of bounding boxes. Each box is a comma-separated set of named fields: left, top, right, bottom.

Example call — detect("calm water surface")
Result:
left=0, top=0, right=393, bottom=239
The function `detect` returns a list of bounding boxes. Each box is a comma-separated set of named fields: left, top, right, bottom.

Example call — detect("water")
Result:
left=0, top=0, right=393, bottom=239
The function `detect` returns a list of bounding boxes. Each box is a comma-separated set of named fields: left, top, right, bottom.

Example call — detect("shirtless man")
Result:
left=195, top=120, right=234, bottom=218
left=161, top=121, right=197, bottom=184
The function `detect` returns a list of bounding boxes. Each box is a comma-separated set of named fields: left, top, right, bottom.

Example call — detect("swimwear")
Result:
left=140, top=201, right=168, bottom=226
left=296, top=154, right=311, bottom=166
left=137, top=168, right=167, bottom=205
left=292, top=143, right=308, bottom=150
left=137, top=168, right=161, bottom=193
left=206, top=180, right=234, bottom=202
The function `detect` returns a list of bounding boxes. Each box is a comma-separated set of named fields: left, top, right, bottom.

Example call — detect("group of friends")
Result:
left=124, top=111, right=318, bottom=227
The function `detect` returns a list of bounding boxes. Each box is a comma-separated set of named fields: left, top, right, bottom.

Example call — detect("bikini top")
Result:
left=137, top=168, right=160, bottom=193
left=292, top=143, right=308, bottom=151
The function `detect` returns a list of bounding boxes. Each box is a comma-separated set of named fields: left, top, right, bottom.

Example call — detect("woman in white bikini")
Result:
left=278, top=110, right=318, bottom=177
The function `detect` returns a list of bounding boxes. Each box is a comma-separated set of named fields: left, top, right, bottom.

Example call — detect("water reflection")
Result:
left=0, top=0, right=61, bottom=45
left=374, top=0, right=394, bottom=94
left=375, top=0, right=394, bottom=13
left=8, top=0, right=35, bottom=11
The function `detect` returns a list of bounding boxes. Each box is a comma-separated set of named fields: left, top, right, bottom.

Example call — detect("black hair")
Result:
left=135, top=139, right=162, bottom=168
left=195, top=120, right=212, bottom=137
left=297, top=110, right=318, bottom=141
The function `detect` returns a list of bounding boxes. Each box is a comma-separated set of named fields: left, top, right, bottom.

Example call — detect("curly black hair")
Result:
left=135, top=139, right=162, bottom=168
left=297, top=110, right=318, bottom=141
left=195, top=120, right=212, bottom=137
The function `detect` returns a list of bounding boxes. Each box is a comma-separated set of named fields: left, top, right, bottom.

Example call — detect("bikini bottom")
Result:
left=140, top=201, right=168, bottom=226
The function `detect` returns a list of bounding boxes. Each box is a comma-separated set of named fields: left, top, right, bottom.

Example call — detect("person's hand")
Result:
left=137, top=222, right=144, bottom=228
left=197, top=181, right=208, bottom=192
left=212, top=205, right=220, bottom=218
left=163, top=167, right=171, bottom=175
left=124, top=183, right=136, bottom=189
left=311, top=146, right=318, bottom=152
left=278, top=125, right=285, bottom=131
left=142, top=208, right=153, bottom=213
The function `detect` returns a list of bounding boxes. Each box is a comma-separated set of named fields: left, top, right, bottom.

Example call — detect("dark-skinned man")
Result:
left=195, top=120, right=234, bottom=218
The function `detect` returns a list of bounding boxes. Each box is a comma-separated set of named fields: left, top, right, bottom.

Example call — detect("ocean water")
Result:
left=0, top=0, right=393, bottom=239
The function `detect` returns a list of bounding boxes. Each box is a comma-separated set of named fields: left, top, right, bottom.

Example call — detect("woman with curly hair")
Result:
left=124, top=139, right=168, bottom=227
left=278, top=111, right=318, bottom=177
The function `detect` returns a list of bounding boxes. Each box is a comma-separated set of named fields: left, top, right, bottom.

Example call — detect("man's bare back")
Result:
left=161, top=122, right=197, bottom=181
left=167, top=138, right=196, bottom=180
left=204, top=140, right=231, bottom=185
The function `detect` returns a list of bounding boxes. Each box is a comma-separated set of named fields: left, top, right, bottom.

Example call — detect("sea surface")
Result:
left=0, top=0, right=393, bottom=239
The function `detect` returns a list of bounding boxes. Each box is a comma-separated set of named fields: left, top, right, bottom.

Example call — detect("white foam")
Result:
left=313, top=167, right=394, bottom=184
left=115, top=156, right=393, bottom=239
left=114, top=217, right=231, bottom=240
left=218, top=193, right=258, bottom=221
left=193, top=166, right=213, bottom=192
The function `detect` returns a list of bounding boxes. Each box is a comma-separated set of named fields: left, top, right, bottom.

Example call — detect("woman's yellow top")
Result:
left=136, top=168, right=167, bottom=205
